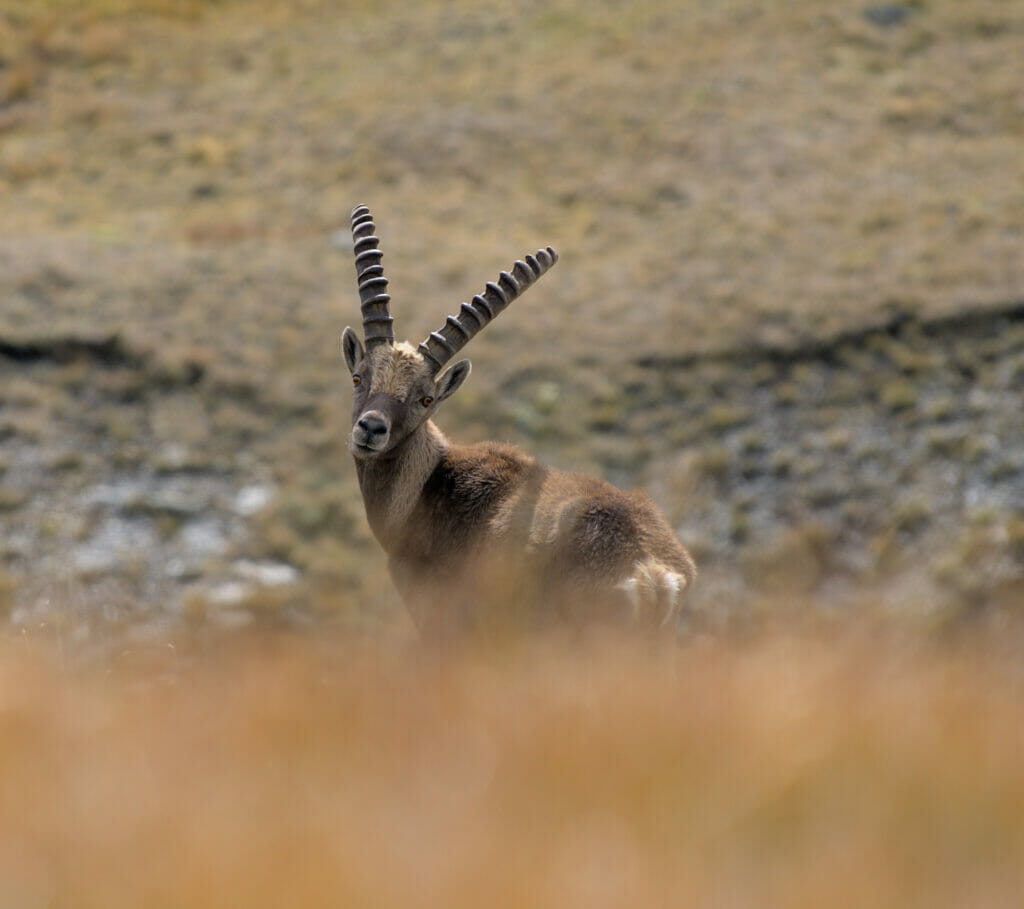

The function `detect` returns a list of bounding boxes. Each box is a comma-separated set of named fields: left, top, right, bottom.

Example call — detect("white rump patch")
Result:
left=660, top=571, right=683, bottom=628
left=619, top=561, right=688, bottom=629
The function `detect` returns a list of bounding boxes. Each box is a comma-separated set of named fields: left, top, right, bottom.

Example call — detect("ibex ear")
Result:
left=435, top=359, right=471, bottom=404
left=342, top=326, right=364, bottom=374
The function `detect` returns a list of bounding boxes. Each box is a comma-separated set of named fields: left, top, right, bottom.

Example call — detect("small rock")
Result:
left=153, top=442, right=191, bottom=472
left=81, top=479, right=147, bottom=508
left=234, top=483, right=275, bottom=516
left=206, top=580, right=252, bottom=606
left=863, top=4, right=913, bottom=28
left=164, top=557, right=187, bottom=579
left=144, top=486, right=206, bottom=517
left=179, top=519, right=229, bottom=557
left=233, top=559, right=299, bottom=587
left=73, top=518, right=159, bottom=575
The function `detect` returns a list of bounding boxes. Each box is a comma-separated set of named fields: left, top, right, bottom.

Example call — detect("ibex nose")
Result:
left=357, top=411, right=389, bottom=437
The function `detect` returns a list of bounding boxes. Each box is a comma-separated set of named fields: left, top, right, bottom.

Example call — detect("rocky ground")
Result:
left=638, top=299, right=1024, bottom=623
left=2, top=292, right=1021, bottom=644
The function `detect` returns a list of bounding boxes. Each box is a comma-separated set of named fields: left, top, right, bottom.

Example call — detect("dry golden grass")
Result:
left=4, top=620, right=1024, bottom=908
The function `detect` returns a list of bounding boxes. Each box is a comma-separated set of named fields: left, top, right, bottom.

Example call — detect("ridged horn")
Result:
left=350, top=204, right=394, bottom=349
left=418, top=247, right=558, bottom=374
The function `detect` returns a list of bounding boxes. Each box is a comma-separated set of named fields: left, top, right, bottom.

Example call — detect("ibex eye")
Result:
left=352, top=375, right=361, bottom=387
left=421, top=396, right=434, bottom=408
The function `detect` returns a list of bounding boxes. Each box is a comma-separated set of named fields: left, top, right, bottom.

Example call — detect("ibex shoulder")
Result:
left=423, top=442, right=539, bottom=521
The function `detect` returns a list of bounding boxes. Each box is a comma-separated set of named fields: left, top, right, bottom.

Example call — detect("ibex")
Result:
left=343, top=204, right=695, bottom=638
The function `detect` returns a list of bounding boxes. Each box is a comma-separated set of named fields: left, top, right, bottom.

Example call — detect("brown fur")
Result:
left=344, top=339, right=696, bottom=639
left=366, top=342, right=427, bottom=398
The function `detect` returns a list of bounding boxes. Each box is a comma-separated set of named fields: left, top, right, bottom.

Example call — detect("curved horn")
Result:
left=350, top=204, right=394, bottom=349
left=418, top=247, right=558, bottom=374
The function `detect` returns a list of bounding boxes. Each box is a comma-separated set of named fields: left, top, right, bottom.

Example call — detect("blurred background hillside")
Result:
left=1, top=0, right=1023, bottom=639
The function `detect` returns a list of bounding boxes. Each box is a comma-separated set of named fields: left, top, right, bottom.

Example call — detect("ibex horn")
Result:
left=418, top=247, right=558, bottom=374
left=350, top=204, right=394, bottom=349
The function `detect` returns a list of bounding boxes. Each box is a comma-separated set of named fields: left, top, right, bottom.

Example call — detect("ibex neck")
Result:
left=354, top=420, right=449, bottom=548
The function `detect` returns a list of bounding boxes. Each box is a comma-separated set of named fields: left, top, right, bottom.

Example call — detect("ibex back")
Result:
left=343, top=205, right=695, bottom=638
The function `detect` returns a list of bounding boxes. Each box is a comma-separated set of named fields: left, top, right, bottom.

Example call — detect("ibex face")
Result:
left=341, top=203, right=556, bottom=462
left=342, top=334, right=470, bottom=460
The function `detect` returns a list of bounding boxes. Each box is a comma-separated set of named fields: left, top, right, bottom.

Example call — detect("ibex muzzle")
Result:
left=351, top=409, right=389, bottom=455
left=343, top=204, right=695, bottom=637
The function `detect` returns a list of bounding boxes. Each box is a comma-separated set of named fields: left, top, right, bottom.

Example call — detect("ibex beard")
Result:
left=343, top=205, right=696, bottom=639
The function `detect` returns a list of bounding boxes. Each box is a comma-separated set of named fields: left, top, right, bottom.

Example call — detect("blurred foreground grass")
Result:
left=4, top=619, right=1024, bottom=908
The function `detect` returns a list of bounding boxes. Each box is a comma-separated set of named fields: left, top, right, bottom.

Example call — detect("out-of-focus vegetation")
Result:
left=4, top=624, right=1024, bottom=907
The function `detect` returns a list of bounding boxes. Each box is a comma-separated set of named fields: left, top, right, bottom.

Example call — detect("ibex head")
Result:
left=342, top=204, right=557, bottom=460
